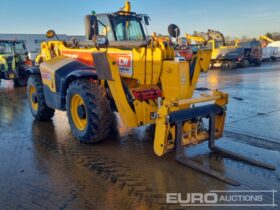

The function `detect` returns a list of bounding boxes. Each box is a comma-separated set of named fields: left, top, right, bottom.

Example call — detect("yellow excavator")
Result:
left=259, top=35, right=274, bottom=46
left=185, top=33, right=207, bottom=45
left=28, top=1, right=275, bottom=186
left=184, top=33, right=209, bottom=54
left=186, top=30, right=248, bottom=69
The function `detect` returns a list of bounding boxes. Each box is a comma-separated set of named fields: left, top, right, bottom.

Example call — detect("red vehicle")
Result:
left=175, top=47, right=193, bottom=60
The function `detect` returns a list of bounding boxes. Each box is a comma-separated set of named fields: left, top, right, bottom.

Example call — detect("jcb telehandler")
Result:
left=0, top=40, right=31, bottom=86
left=27, top=1, right=275, bottom=186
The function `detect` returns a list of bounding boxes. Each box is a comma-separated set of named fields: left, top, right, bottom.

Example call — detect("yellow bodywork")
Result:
left=259, top=35, right=274, bottom=44
left=207, top=39, right=238, bottom=60
left=0, top=55, right=16, bottom=71
left=185, top=33, right=207, bottom=45
left=0, top=55, right=17, bottom=79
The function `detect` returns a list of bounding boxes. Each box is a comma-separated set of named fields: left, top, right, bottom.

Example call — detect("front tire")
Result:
left=239, top=59, right=249, bottom=68
left=66, top=79, right=115, bottom=143
left=27, top=74, right=55, bottom=120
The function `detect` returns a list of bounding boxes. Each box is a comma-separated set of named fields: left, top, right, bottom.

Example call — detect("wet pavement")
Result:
left=0, top=62, right=280, bottom=210
left=198, top=62, right=280, bottom=144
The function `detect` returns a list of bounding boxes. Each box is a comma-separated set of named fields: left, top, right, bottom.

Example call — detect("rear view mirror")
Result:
left=46, top=30, right=56, bottom=39
left=93, top=35, right=108, bottom=49
left=168, top=24, right=181, bottom=38
left=143, top=15, right=150, bottom=25
left=85, top=15, right=98, bottom=40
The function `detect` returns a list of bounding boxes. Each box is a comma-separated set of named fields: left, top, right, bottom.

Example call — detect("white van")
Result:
left=262, top=41, right=280, bottom=61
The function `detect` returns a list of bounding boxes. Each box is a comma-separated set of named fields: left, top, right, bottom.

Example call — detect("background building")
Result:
left=0, top=34, right=85, bottom=60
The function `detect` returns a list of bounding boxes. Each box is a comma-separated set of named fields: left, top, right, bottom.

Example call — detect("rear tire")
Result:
left=14, top=77, right=27, bottom=87
left=227, top=62, right=233, bottom=70
left=254, top=60, right=262, bottom=66
left=27, top=74, right=55, bottom=120
left=66, top=79, right=115, bottom=143
left=14, top=65, right=28, bottom=87
left=221, top=62, right=227, bottom=70
left=221, top=62, right=232, bottom=70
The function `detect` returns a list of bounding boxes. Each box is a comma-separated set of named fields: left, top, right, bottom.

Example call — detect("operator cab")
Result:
left=96, top=12, right=146, bottom=41
left=0, top=40, right=29, bottom=70
left=0, top=40, right=29, bottom=63
left=0, top=40, right=30, bottom=84
left=85, top=11, right=150, bottom=49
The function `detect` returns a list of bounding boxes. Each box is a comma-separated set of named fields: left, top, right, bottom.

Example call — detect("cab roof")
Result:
left=0, top=40, right=25, bottom=44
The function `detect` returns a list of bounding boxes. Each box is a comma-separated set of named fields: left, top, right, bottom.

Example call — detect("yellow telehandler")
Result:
left=0, top=40, right=32, bottom=86
left=27, top=1, right=275, bottom=186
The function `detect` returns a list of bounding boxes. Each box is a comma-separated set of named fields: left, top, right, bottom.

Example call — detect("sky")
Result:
left=0, top=0, right=280, bottom=38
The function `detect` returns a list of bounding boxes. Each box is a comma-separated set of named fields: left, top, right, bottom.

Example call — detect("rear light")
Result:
left=132, top=88, right=162, bottom=101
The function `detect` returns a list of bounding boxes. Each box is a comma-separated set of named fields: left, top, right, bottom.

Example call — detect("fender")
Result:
left=62, top=69, right=98, bottom=96
left=39, top=56, right=98, bottom=110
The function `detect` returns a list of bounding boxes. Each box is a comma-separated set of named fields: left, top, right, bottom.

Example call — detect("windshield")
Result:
left=219, top=48, right=244, bottom=57
left=15, top=42, right=27, bottom=55
left=0, top=42, right=13, bottom=55
left=238, top=41, right=260, bottom=48
left=110, top=15, right=145, bottom=41
left=215, top=40, right=224, bottom=48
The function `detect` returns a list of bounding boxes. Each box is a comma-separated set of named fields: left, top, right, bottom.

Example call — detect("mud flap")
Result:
left=92, top=52, right=113, bottom=80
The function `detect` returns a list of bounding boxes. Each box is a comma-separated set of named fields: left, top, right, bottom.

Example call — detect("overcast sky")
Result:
left=0, top=0, right=279, bottom=38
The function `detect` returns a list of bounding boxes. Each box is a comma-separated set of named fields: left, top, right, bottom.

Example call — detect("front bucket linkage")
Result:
left=169, top=104, right=276, bottom=186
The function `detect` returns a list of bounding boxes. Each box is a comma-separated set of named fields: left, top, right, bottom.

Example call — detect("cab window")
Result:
left=0, top=43, right=13, bottom=55
left=15, top=42, right=27, bottom=55
left=111, top=16, right=145, bottom=41
left=97, top=15, right=114, bottom=41
left=215, top=40, right=224, bottom=48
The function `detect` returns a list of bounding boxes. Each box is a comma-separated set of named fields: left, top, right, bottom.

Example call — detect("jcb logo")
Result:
left=118, top=56, right=130, bottom=67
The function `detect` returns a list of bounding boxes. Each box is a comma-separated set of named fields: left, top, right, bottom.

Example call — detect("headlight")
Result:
left=9, top=73, right=15, bottom=79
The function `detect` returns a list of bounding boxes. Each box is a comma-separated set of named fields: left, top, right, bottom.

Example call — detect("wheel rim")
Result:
left=29, top=85, right=38, bottom=112
left=70, top=94, right=87, bottom=131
